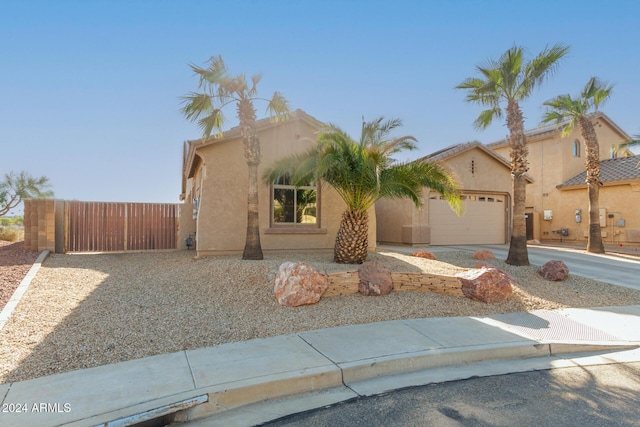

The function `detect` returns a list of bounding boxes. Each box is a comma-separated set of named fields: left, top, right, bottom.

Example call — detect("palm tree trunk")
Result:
left=334, top=210, right=368, bottom=264
left=578, top=117, right=605, bottom=254
left=238, top=98, right=264, bottom=260
left=505, top=99, right=530, bottom=266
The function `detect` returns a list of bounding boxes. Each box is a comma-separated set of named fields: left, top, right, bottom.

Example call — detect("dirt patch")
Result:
left=0, top=241, right=40, bottom=311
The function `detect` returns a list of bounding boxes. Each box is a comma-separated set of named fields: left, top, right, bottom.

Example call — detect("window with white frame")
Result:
left=272, top=175, right=318, bottom=225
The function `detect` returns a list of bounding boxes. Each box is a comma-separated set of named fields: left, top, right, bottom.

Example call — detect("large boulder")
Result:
left=358, top=260, right=393, bottom=296
left=472, top=250, right=496, bottom=260
left=539, top=260, right=569, bottom=281
left=455, top=267, right=514, bottom=303
left=274, top=262, right=329, bottom=307
left=412, top=250, right=436, bottom=260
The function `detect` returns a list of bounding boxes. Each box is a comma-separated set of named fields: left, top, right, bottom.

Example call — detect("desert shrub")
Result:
left=0, top=226, right=22, bottom=242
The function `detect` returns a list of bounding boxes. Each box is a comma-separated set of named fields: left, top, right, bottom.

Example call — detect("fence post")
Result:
left=124, top=203, right=128, bottom=252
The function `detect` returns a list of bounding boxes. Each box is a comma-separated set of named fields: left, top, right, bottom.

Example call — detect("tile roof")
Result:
left=558, top=155, right=640, bottom=188
left=418, top=141, right=484, bottom=162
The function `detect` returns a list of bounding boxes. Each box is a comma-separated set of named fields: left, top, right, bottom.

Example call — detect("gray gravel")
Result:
left=2, top=249, right=640, bottom=383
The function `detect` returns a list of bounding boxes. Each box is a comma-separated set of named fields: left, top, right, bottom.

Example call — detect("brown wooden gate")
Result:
left=65, top=201, right=178, bottom=252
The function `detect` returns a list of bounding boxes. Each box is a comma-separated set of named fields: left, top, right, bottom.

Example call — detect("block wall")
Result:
left=23, top=199, right=56, bottom=252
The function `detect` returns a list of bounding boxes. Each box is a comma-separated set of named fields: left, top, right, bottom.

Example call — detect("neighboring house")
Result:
left=376, top=142, right=527, bottom=245
left=180, top=109, right=376, bottom=256
left=555, top=155, right=640, bottom=244
left=488, top=112, right=639, bottom=246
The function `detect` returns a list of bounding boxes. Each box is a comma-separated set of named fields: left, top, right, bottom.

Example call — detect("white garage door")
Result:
left=429, top=193, right=506, bottom=245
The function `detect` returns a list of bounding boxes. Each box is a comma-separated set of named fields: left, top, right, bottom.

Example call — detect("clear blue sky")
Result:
left=1, top=0, right=639, bottom=215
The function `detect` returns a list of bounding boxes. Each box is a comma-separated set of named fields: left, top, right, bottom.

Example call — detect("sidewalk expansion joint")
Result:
left=184, top=350, right=197, bottom=390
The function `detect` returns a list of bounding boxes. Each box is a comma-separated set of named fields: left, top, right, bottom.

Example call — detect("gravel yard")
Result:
left=2, top=247, right=640, bottom=384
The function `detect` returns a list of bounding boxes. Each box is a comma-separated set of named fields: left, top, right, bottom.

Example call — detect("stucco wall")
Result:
left=376, top=197, right=424, bottom=244
left=551, top=184, right=640, bottom=244
left=192, top=115, right=375, bottom=255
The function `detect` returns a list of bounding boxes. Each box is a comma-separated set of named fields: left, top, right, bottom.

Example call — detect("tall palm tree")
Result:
left=456, top=44, right=570, bottom=266
left=541, top=77, right=614, bottom=254
left=264, top=117, right=462, bottom=264
left=180, top=55, right=289, bottom=260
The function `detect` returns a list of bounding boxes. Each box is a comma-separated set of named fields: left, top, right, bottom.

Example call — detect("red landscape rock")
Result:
left=358, top=260, right=394, bottom=296
left=539, top=260, right=569, bottom=281
left=472, top=250, right=496, bottom=260
left=455, top=267, right=514, bottom=303
left=411, top=250, right=436, bottom=260
left=274, top=262, right=329, bottom=307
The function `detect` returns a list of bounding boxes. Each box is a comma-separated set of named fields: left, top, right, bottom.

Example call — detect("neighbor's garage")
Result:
left=429, top=193, right=507, bottom=245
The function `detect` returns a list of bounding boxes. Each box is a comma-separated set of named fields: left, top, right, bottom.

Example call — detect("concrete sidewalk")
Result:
left=1, top=306, right=639, bottom=427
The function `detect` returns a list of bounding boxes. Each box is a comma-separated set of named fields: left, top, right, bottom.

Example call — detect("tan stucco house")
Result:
left=488, top=112, right=639, bottom=246
left=376, top=142, right=527, bottom=245
left=180, top=109, right=375, bottom=257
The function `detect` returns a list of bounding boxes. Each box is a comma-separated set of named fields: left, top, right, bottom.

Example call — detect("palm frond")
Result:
left=580, top=77, right=614, bottom=110
left=265, top=91, right=290, bottom=121
left=474, top=107, right=502, bottom=130
left=179, top=92, right=214, bottom=121
left=521, top=43, right=570, bottom=96
left=197, top=109, right=225, bottom=139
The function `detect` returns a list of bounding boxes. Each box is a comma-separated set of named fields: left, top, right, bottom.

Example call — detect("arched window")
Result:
left=572, top=140, right=580, bottom=157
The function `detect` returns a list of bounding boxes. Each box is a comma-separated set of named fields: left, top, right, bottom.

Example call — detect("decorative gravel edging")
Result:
left=0, top=250, right=50, bottom=331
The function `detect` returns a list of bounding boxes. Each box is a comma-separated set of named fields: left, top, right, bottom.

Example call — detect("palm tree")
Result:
left=264, top=117, right=462, bottom=264
left=541, top=77, right=614, bottom=254
left=180, top=55, right=289, bottom=260
left=612, top=135, right=640, bottom=160
left=456, top=44, right=570, bottom=266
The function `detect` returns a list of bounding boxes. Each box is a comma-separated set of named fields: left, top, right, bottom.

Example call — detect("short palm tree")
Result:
left=263, top=117, right=462, bottom=264
left=612, top=135, right=640, bottom=160
left=541, top=77, right=614, bottom=254
left=456, top=44, right=570, bottom=266
left=180, top=55, right=289, bottom=260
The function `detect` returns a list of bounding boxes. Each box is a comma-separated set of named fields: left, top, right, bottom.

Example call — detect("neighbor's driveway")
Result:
left=378, top=244, right=640, bottom=291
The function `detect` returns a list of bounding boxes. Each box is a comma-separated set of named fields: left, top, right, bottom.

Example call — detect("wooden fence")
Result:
left=65, top=201, right=179, bottom=252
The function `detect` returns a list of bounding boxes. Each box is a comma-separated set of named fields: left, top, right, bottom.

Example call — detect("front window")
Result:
left=573, top=140, right=580, bottom=157
left=272, top=176, right=317, bottom=225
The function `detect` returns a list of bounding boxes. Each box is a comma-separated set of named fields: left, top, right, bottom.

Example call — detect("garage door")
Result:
left=429, top=193, right=506, bottom=245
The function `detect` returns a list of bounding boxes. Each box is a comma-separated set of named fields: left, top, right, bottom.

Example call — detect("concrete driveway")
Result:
left=378, top=244, right=640, bottom=291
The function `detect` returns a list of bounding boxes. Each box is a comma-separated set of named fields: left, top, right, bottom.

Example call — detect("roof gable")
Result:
left=417, top=141, right=534, bottom=182
left=419, top=141, right=509, bottom=167
left=558, top=155, right=640, bottom=188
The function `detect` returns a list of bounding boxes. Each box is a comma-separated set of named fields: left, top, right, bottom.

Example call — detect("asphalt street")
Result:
left=265, top=361, right=640, bottom=427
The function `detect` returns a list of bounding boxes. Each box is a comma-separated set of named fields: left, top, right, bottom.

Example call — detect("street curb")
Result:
left=181, top=342, right=640, bottom=426
left=0, top=250, right=49, bottom=332
left=45, top=342, right=640, bottom=426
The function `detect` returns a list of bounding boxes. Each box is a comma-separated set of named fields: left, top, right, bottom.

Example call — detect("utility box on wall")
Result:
left=599, top=208, right=607, bottom=227
left=543, top=210, right=553, bottom=220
